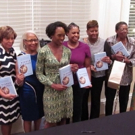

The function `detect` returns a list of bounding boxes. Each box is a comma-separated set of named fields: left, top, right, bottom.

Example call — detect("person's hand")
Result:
left=123, top=57, right=131, bottom=64
left=0, top=89, right=16, bottom=100
left=70, top=64, right=79, bottom=73
left=84, top=84, right=92, bottom=89
left=91, top=65, right=97, bottom=72
left=51, top=83, right=68, bottom=91
left=112, top=54, right=124, bottom=61
left=16, top=73, right=24, bottom=86
left=101, top=56, right=112, bottom=64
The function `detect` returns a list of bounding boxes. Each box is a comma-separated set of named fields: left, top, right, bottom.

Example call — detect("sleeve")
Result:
left=36, top=48, right=53, bottom=86
left=128, top=45, right=135, bottom=67
left=13, top=48, right=17, bottom=62
left=68, top=49, right=71, bottom=62
left=104, top=40, right=112, bottom=59
left=85, top=44, right=91, bottom=58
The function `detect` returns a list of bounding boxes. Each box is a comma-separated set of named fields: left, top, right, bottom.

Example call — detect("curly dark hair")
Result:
left=46, top=21, right=67, bottom=39
left=115, top=21, right=127, bottom=31
left=67, top=22, right=79, bottom=32
left=0, top=26, right=17, bottom=43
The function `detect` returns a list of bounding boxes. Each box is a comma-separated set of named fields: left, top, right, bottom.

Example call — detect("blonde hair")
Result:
left=20, top=30, right=40, bottom=52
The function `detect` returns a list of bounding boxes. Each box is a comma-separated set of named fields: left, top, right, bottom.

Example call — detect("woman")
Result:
left=0, top=26, right=24, bottom=135
left=81, top=20, right=111, bottom=120
left=104, top=21, right=135, bottom=116
left=36, top=21, right=77, bottom=128
left=18, top=30, right=44, bottom=132
left=63, top=22, right=92, bottom=123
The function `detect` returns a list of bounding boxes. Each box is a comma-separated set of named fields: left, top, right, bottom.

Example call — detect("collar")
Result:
left=107, top=35, right=135, bottom=45
left=0, top=45, right=14, bottom=55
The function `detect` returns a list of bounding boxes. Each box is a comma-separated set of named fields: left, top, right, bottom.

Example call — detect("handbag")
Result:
left=108, top=60, right=125, bottom=89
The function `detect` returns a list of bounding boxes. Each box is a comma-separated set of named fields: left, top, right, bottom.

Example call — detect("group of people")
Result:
left=0, top=20, right=135, bottom=135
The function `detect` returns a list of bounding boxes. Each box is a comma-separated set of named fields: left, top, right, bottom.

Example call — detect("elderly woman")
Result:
left=104, top=21, right=135, bottom=116
left=0, top=26, right=24, bottom=135
left=18, top=31, right=44, bottom=132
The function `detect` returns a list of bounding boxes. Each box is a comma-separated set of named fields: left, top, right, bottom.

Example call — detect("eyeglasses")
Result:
left=25, top=39, right=38, bottom=43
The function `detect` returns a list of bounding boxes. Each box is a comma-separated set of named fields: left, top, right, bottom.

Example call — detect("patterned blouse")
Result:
left=104, top=35, right=135, bottom=85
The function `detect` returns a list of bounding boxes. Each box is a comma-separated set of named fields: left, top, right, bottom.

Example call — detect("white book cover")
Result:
left=59, top=64, right=74, bottom=87
left=17, top=54, right=33, bottom=77
left=94, top=52, right=108, bottom=71
left=0, top=76, right=17, bottom=95
left=76, top=67, right=91, bottom=88
left=111, top=41, right=130, bottom=57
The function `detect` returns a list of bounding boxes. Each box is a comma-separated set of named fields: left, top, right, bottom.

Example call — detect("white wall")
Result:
left=90, top=0, right=130, bottom=39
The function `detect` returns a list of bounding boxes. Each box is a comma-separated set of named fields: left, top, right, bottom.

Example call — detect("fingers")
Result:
left=84, top=85, right=92, bottom=89
left=71, top=64, right=79, bottom=72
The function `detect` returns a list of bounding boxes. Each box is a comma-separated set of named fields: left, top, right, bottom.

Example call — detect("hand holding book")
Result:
left=0, top=76, right=18, bottom=100
left=70, top=64, right=79, bottom=73
left=0, top=90, right=16, bottom=100
left=111, top=53, right=125, bottom=61
left=101, top=56, right=112, bottom=64
left=91, top=65, right=97, bottom=72
left=112, top=54, right=131, bottom=65
left=51, top=83, right=68, bottom=91
left=15, top=73, right=24, bottom=86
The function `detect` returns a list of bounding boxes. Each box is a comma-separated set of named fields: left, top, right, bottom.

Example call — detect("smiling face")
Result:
left=87, top=26, right=98, bottom=41
left=51, top=27, right=66, bottom=46
left=116, top=24, right=128, bottom=39
left=23, top=33, right=38, bottom=52
left=67, top=26, right=80, bottom=43
left=1, top=34, right=14, bottom=51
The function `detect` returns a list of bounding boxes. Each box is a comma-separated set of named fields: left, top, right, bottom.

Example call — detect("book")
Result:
left=17, top=54, right=33, bottom=77
left=111, top=41, right=130, bottom=57
left=0, top=76, right=17, bottom=95
left=59, top=64, right=74, bottom=87
left=94, top=52, right=108, bottom=71
left=76, top=67, right=91, bottom=88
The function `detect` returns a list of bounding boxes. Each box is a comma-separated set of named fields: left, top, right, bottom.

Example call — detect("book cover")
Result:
left=94, top=52, right=108, bottom=71
left=59, top=64, right=74, bottom=87
left=17, top=54, right=33, bottom=77
left=111, top=41, right=130, bottom=57
left=0, top=76, right=17, bottom=95
left=76, top=67, right=91, bottom=88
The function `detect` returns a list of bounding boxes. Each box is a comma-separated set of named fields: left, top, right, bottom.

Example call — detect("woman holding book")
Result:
left=104, top=21, right=135, bottom=116
left=19, top=30, right=44, bottom=132
left=81, top=20, right=111, bottom=120
left=0, top=26, right=24, bottom=135
left=63, top=22, right=92, bottom=123
left=36, top=21, right=78, bottom=128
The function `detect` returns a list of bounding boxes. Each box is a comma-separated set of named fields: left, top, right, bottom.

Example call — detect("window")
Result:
left=33, top=0, right=91, bottom=40
left=128, top=0, right=135, bottom=37
left=0, top=0, right=32, bottom=51
left=0, top=0, right=91, bottom=52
